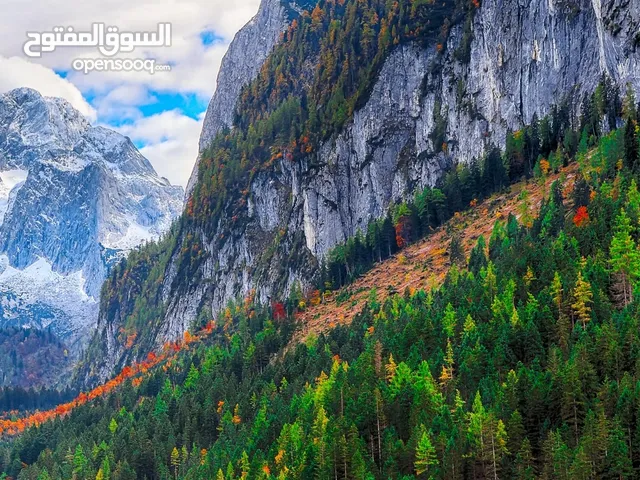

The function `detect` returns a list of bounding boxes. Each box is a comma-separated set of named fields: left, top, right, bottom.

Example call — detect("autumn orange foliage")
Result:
left=395, top=216, right=411, bottom=249
left=0, top=320, right=219, bottom=437
left=125, top=332, right=138, bottom=349
left=573, top=206, right=590, bottom=227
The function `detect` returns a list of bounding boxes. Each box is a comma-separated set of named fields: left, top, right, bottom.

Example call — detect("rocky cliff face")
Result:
left=0, top=88, right=183, bottom=354
left=188, top=0, right=640, bottom=306
left=185, top=0, right=293, bottom=196
left=87, top=0, right=640, bottom=382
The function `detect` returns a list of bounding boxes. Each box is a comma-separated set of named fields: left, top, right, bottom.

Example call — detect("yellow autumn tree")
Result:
left=385, top=354, right=398, bottom=383
left=572, top=271, right=593, bottom=329
left=170, top=447, right=180, bottom=479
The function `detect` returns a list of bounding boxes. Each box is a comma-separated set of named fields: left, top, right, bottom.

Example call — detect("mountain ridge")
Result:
left=0, top=87, right=183, bottom=385
left=7, top=121, right=640, bottom=478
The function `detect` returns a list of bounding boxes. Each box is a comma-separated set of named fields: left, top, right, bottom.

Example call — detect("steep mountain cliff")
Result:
left=0, top=88, right=183, bottom=365
left=83, top=0, right=640, bottom=384
left=186, top=0, right=313, bottom=195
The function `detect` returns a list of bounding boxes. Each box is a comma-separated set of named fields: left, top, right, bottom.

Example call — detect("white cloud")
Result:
left=92, top=85, right=156, bottom=122
left=115, top=110, right=204, bottom=187
left=0, top=0, right=261, bottom=97
left=0, top=56, right=96, bottom=120
left=0, top=0, right=264, bottom=186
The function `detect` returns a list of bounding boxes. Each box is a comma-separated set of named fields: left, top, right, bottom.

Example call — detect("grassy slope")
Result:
left=293, top=162, right=579, bottom=345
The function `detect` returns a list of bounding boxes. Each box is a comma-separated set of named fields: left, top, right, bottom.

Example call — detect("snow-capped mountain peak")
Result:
left=0, top=87, right=184, bottom=353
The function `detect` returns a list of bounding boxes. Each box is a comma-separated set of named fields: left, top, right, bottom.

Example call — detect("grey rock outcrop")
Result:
left=185, top=0, right=290, bottom=195
left=185, top=0, right=640, bottom=314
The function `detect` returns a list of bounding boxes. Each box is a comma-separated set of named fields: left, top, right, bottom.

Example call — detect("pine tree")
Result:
left=469, top=235, right=488, bottom=273
left=449, top=234, right=466, bottom=267
left=622, top=84, right=637, bottom=122
left=226, top=462, right=235, bottom=480
left=312, top=406, right=330, bottom=479
left=484, top=147, right=508, bottom=192
left=73, top=445, right=88, bottom=477
left=184, top=364, right=200, bottom=390
left=573, top=174, right=592, bottom=209
left=415, top=426, right=438, bottom=478
left=171, top=447, right=180, bottom=479
left=181, top=445, right=189, bottom=471
left=518, top=189, right=534, bottom=228
left=569, top=445, right=592, bottom=480
left=440, top=340, right=455, bottom=387
left=101, top=457, right=111, bottom=480
left=443, top=303, right=457, bottom=338
left=551, top=271, right=563, bottom=311
left=468, top=392, right=488, bottom=475
left=550, top=271, right=571, bottom=351
left=484, top=262, right=498, bottom=302
left=514, top=438, right=535, bottom=480
left=572, top=271, right=593, bottom=330
left=561, top=360, right=585, bottom=442
left=385, top=354, right=397, bottom=383
left=487, top=420, right=509, bottom=480
left=606, top=423, right=633, bottom=478
left=626, top=179, right=640, bottom=227
left=610, top=209, right=640, bottom=306
left=542, top=431, right=571, bottom=480
left=624, top=120, right=638, bottom=170
left=240, top=451, right=250, bottom=479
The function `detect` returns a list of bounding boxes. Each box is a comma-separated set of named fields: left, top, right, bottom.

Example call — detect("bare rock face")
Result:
left=0, top=88, right=183, bottom=354
left=430, top=0, right=640, bottom=163
left=87, top=0, right=640, bottom=383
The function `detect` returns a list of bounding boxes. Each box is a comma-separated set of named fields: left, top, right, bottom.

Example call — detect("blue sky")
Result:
left=0, top=0, right=261, bottom=187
